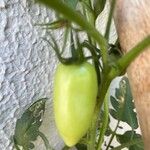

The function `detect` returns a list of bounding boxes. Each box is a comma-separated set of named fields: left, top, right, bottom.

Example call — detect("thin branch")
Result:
left=106, top=120, right=120, bottom=150
left=108, top=35, right=150, bottom=79
left=96, top=90, right=109, bottom=150
left=38, top=0, right=108, bottom=67
left=105, top=0, right=116, bottom=41
left=38, top=131, right=54, bottom=150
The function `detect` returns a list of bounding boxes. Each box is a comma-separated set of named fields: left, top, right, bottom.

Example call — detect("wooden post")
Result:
left=114, top=0, right=150, bottom=149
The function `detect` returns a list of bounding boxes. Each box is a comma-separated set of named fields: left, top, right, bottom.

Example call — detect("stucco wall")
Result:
left=0, top=0, right=119, bottom=150
left=0, top=0, right=64, bottom=149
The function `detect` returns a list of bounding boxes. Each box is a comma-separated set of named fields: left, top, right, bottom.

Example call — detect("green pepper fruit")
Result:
left=54, top=62, right=98, bottom=147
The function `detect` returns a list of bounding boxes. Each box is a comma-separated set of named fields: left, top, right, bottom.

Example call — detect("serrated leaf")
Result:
left=98, top=109, right=111, bottom=137
left=115, top=88, right=122, bottom=100
left=13, top=98, right=47, bottom=149
left=116, top=131, right=144, bottom=150
left=121, top=77, right=138, bottom=129
left=110, top=77, right=138, bottom=129
left=117, top=131, right=139, bottom=143
left=129, top=142, right=144, bottom=150
left=93, top=0, right=106, bottom=18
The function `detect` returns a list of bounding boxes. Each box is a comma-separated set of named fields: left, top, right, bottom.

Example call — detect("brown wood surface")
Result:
left=114, top=0, right=150, bottom=149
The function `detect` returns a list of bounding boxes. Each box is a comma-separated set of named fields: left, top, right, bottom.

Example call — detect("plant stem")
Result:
left=104, top=0, right=116, bottom=41
left=38, top=131, right=53, bottom=150
left=96, top=90, right=109, bottom=150
left=83, top=1, right=102, bottom=148
left=111, top=139, right=143, bottom=150
left=87, top=77, right=110, bottom=150
left=88, top=71, right=111, bottom=150
left=106, top=120, right=120, bottom=150
left=108, top=35, right=150, bottom=79
left=88, top=107, right=99, bottom=150
left=84, top=0, right=96, bottom=45
left=38, top=0, right=108, bottom=67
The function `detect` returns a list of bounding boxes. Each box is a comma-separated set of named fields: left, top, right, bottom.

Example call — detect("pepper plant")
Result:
left=13, top=0, right=150, bottom=150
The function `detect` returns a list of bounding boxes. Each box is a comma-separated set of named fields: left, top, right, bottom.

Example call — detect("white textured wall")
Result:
left=0, top=0, right=65, bottom=149
left=0, top=0, right=119, bottom=150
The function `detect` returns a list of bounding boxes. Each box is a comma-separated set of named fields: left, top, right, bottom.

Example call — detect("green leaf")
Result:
left=109, top=108, right=118, bottom=120
left=110, top=77, right=138, bottom=129
left=115, top=88, right=121, bottom=100
left=116, top=131, right=144, bottom=150
left=13, top=98, right=47, bottom=149
left=117, top=131, right=139, bottom=143
left=64, top=0, right=78, bottom=9
left=129, top=143, right=144, bottom=150
left=93, top=0, right=106, bottom=18
left=121, top=77, right=138, bottom=129
left=110, top=96, right=119, bottom=111
left=105, top=127, right=112, bottom=136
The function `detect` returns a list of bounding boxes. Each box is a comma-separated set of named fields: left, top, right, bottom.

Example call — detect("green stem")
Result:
left=81, top=0, right=94, bottom=46
left=83, top=0, right=96, bottom=46
left=38, top=131, right=53, bottom=150
left=38, top=0, right=107, bottom=67
left=111, top=139, right=143, bottom=150
left=81, top=1, right=92, bottom=45
left=88, top=107, right=99, bottom=150
left=88, top=72, right=111, bottom=150
left=108, top=35, right=150, bottom=79
left=106, top=120, right=120, bottom=150
left=83, top=1, right=101, bottom=147
left=104, top=0, right=116, bottom=41
left=96, top=90, right=109, bottom=150
left=81, top=41, right=101, bottom=84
